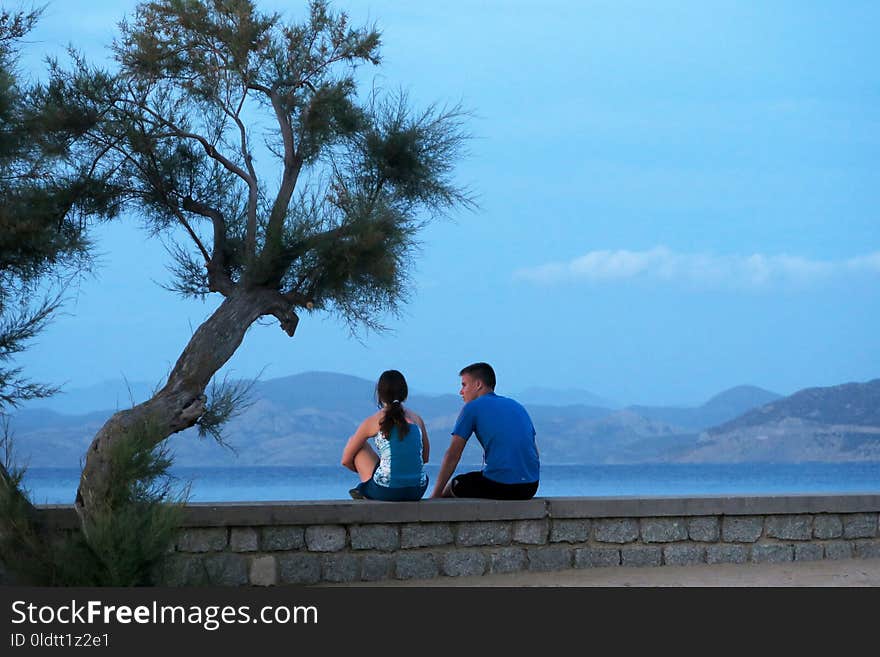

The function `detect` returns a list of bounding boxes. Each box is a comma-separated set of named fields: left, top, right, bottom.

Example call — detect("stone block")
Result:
left=202, top=553, right=249, bottom=586
left=278, top=553, right=321, bottom=584
left=350, top=524, right=399, bottom=551
left=751, top=544, right=793, bottom=564
left=229, top=528, right=258, bottom=552
left=721, top=516, right=763, bottom=543
left=640, top=517, right=687, bottom=543
left=574, top=548, right=620, bottom=569
left=663, top=544, right=705, bottom=566
left=249, top=555, right=277, bottom=586
left=687, top=516, right=719, bottom=542
left=261, top=526, right=305, bottom=551
left=842, top=513, right=877, bottom=539
left=177, top=528, right=227, bottom=553
left=456, top=521, right=511, bottom=547
left=489, top=547, right=528, bottom=574
left=155, top=554, right=209, bottom=586
left=361, top=554, right=394, bottom=581
left=813, top=515, right=842, bottom=539
left=794, top=544, right=824, bottom=562
left=550, top=519, right=591, bottom=543
left=594, top=518, right=639, bottom=544
left=824, top=541, right=853, bottom=560
left=706, top=544, right=748, bottom=564
left=513, top=519, right=549, bottom=545
left=401, top=523, right=453, bottom=548
left=527, top=546, right=572, bottom=572
left=854, top=540, right=880, bottom=559
left=621, top=546, right=662, bottom=567
left=395, top=552, right=439, bottom=580
left=321, top=554, right=362, bottom=583
left=765, top=515, right=812, bottom=540
left=304, top=525, right=346, bottom=552
left=442, top=550, right=489, bottom=577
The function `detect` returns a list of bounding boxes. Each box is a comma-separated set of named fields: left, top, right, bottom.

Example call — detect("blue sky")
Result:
left=14, top=0, right=880, bottom=405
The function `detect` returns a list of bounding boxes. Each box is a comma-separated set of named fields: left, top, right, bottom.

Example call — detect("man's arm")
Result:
left=431, top=435, right=467, bottom=498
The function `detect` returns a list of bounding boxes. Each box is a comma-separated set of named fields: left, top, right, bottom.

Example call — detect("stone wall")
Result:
left=37, top=494, right=880, bottom=585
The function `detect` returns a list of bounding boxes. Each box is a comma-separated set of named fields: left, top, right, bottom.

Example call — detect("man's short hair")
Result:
left=459, top=362, right=496, bottom=389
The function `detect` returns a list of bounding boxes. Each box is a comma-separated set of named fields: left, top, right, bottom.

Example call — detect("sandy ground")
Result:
left=327, top=557, right=880, bottom=587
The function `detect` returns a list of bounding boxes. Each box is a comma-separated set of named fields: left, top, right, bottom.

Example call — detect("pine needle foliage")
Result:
left=0, top=419, right=187, bottom=586
left=47, top=0, right=474, bottom=335
left=1, top=8, right=111, bottom=411
left=196, top=374, right=256, bottom=450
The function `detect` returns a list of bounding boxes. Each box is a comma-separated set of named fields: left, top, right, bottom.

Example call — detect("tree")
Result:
left=1, top=4, right=113, bottom=476
left=0, top=8, right=99, bottom=412
left=61, top=0, right=472, bottom=523
left=1, top=9, right=149, bottom=582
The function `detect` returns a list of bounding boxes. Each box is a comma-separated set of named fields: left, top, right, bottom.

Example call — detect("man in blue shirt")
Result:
left=431, top=362, right=540, bottom=499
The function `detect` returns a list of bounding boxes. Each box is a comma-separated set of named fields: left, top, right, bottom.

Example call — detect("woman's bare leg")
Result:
left=354, top=443, right=379, bottom=482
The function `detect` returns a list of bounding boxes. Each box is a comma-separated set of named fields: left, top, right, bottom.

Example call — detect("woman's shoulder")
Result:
left=361, top=409, right=384, bottom=428
left=404, top=408, right=425, bottom=425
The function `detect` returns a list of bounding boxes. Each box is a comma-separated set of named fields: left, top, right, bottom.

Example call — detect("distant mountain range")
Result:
left=678, top=379, right=880, bottom=463
left=6, top=373, right=880, bottom=467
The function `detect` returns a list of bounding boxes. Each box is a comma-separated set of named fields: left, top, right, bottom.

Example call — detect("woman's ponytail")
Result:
left=376, top=372, right=410, bottom=439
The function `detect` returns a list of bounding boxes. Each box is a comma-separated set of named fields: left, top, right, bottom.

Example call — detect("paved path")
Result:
left=329, top=557, right=880, bottom=587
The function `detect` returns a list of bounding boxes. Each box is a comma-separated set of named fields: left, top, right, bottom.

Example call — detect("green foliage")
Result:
left=0, top=298, right=60, bottom=407
left=196, top=374, right=257, bottom=450
left=0, top=419, right=187, bottom=586
left=48, top=0, right=472, bottom=333
left=76, top=420, right=188, bottom=586
left=0, top=8, right=113, bottom=411
left=0, top=418, right=57, bottom=584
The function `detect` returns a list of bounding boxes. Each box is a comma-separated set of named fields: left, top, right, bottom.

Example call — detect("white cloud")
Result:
left=513, top=247, right=880, bottom=289
left=846, top=252, right=880, bottom=273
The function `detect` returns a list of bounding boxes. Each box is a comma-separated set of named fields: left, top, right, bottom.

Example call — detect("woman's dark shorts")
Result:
left=450, top=471, right=539, bottom=500
left=353, top=473, right=428, bottom=501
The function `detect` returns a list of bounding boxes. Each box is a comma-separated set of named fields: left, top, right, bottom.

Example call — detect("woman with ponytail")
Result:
left=341, top=370, right=430, bottom=500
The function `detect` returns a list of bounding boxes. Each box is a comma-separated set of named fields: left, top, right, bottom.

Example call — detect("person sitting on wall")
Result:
left=341, top=369, right=430, bottom=501
left=431, top=362, right=539, bottom=500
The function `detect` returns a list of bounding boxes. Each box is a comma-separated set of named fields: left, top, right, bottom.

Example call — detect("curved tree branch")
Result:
left=114, top=94, right=254, bottom=187
left=257, top=86, right=303, bottom=268
left=218, top=90, right=260, bottom=263
left=170, top=206, right=211, bottom=263
left=181, top=196, right=234, bottom=295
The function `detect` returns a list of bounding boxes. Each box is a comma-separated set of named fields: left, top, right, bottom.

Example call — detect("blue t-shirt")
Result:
left=452, top=392, right=539, bottom=485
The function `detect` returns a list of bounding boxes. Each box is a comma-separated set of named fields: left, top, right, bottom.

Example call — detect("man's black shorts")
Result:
left=450, top=471, right=539, bottom=500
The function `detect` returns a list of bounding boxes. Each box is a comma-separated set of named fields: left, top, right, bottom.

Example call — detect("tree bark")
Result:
left=74, top=287, right=279, bottom=525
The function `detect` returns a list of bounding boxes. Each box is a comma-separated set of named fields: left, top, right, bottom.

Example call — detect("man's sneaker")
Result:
left=349, top=488, right=365, bottom=500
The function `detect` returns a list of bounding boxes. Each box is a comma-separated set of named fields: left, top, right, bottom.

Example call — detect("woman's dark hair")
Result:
left=376, top=369, right=410, bottom=439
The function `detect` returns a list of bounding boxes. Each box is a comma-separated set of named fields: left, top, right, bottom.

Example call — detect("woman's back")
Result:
left=373, top=422, right=426, bottom=488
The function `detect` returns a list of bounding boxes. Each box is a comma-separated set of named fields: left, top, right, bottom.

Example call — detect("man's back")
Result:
left=452, top=392, right=540, bottom=485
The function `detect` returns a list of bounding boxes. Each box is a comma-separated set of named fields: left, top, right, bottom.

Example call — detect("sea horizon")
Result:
left=20, top=461, right=880, bottom=505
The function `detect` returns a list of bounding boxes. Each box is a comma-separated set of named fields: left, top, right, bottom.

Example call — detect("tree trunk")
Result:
left=75, top=287, right=276, bottom=525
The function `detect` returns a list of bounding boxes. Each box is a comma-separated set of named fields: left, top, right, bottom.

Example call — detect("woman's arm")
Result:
left=341, top=413, right=380, bottom=471
left=406, top=410, right=430, bottom=464
left=418, top=416, right=430, bottom=464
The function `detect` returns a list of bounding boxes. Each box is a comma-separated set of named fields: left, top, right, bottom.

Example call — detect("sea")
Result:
left=20, top=462, right=880, bottom=505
